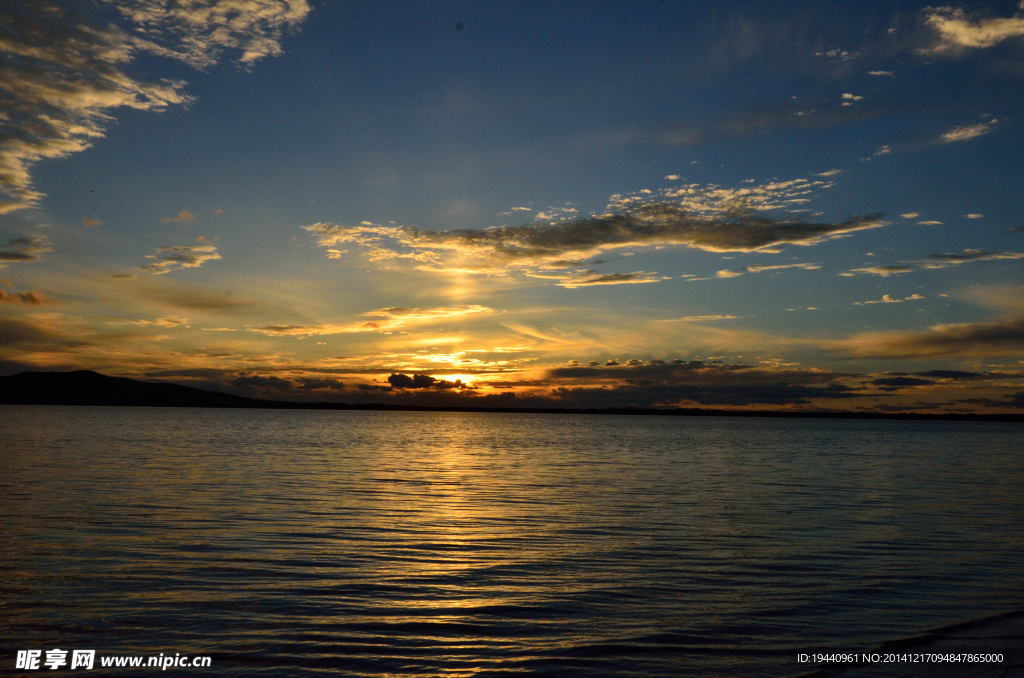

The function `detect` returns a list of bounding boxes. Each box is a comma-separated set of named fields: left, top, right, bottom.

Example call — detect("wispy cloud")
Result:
left=0, top=1, right=309, bottom=213
left=139, top=244, right=222, bottom=274
left=742, top=262, right=821, bottom=273
left=840, top=250, right=1024, bottom=276
left=0, top=3, right=191, bottom=213
left=941, top=120, right=997, bottom=143
left=691, top=262, right=821, bottom=281
left=0, top=234, right=51, bottom=267
left=836, top=317, right=1024, bottom=359
left=659, top=315, right=739, bottom=322
left=122, top=315, right=191, bottom=328
left=523, top=269, right=669, bottom=288
left=303, top=178, right=883, bottom=284
left=104, top=0, right=311, bottom=68
left=854, top=293, right=925, bottom=305
left=251, top=305, right=493, bottom=337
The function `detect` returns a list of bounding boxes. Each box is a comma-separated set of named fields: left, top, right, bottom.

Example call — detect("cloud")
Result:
left=742, top=262, right=821, bottom=273
left=868, top=70, right=895, bottom=77
left=900, top=213, right=920, bottom=219
left=958, top=392, right=1024, bottom=409
left=0, top=289, right=54, bottom=305
left=0, top=234, right=52, bottom=267
left=816, top=48, right=856, bottom=62
left=110, top=273, right=137, bottom=279
left=918, top=220, right=943, bottom=225
left=139, top=244, right=221, bottom=274
left=963, top=213, right=984, bottom=219
left=871, top=376, right=934, bottom=389
left=1004, top=226, right=1024, bottom=233
left=841, top=250, right=1024, bottom=276
left=940, top=120, right=997, bottom=143
left=835, top=316, right=1024, bottom=359
left=854, top=293, right=925, bottom=305
left=922, top=249, right=1023, bottom=266
left=141, top=284, right=255, bottom=312
left=839, top=265, right=916, bottom=277
left=0, top=315, right=90, bottom=351
left=103, top=0, right=312, bottom=69
left=161, top=209, right=196, bottom=223
left=914, top=370, right=990, bottom=380
left=923, top=6, right=1024, bottom=51
left=659, top=315, right=739, bottom=322
left=251, top=305, right=492, bottom=337
left=82, top=216, right=102, bottom=227
left=658, top=101, right=911, bottom=149
left=874, top=145, right=892, bottom=156
left=692, top=261, right=819, bottom=280
left=0, top=2, right=193, bottom=213
left=540, top=360, right=860, bottom=407
left=123, top=315, right=191, bottom=328
left=303, top=180, right=884, bottom=282
left=387, top=373, right=467, bottom=390
left=0, top=1, right=309, bottom=213
left=523, top=269, right=669, bottom=288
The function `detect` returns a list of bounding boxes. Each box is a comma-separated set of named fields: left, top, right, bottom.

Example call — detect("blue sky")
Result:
left=3, top=0, right=1024, bottom=411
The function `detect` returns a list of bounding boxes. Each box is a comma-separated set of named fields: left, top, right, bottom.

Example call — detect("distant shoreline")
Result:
left=2, top=370, right=1023, bottom=423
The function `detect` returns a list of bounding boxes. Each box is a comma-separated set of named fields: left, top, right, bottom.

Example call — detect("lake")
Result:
left=2, top=406, right=1022, bottom=676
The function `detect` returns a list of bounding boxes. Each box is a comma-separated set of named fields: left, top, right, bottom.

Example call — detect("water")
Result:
left=1, top=406, right=1022, bottom=676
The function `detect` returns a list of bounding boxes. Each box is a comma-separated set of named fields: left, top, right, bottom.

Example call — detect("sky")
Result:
left=2, top=0, right=1024, bottom=412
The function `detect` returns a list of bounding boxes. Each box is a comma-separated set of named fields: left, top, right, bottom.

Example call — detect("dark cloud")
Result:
left=388, top=373, right=467, bottom=390
left=305, top=206, right=885, bottom=270
left=0, top=234, right=51, bottom=263
left=232, top=374, right=294, bottom=389
left=913, top=370, right=990, bottom=380
left=924, top=250, right=1024, bottom=265
left=0, top=316, right=90, bottom=351
left=139, top=244, right=221, bottom=274
left=357, top=383, right=393, bottom=392
left=542, top=360, right=860, bottom=406
left=871, top=376, right=935, bottom=389
left=958, top=392, right=1024, bottom=409
left=838, top=316, right=1024, bottom=359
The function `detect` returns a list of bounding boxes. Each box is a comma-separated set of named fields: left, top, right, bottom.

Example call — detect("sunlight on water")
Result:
left=1, top=407, right=1023, bottom=676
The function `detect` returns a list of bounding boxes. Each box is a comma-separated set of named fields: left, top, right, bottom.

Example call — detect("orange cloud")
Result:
left=162, top=210, right=196, bottom=224
left=0, top=289, right=55, bottom=306
left=82, top=216, right=101, bottom=227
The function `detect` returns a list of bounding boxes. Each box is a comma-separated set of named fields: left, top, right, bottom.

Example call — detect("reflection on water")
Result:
left=1, top=407, right=1022, bottom=676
